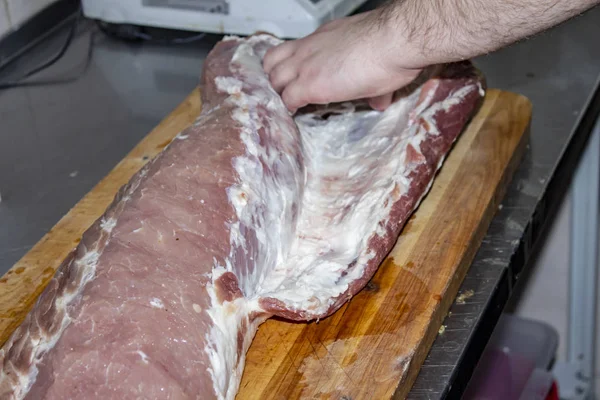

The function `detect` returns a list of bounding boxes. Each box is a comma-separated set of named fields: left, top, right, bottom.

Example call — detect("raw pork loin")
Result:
left=0, top=35, right=484, bottom=399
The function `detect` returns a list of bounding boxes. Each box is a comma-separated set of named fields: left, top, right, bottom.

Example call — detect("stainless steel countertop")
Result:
left=1, top=4, right=599, bottom=399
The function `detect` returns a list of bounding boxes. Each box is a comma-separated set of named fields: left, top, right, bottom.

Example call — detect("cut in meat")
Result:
left=0, top=34, right=484, bottom=399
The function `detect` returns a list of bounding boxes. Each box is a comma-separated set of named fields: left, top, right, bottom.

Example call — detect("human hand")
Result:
left=263, top=10, right=425, bottom=113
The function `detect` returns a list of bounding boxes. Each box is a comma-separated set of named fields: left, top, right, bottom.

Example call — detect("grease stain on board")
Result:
left=258, top=257, right=432, bottom=399
left=402, top=215, right=417, bottom=234
left=295, top=333, right=415, bottom=400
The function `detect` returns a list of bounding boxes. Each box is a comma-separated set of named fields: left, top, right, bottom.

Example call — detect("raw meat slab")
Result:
left=0, top=35, right=528, bottom=398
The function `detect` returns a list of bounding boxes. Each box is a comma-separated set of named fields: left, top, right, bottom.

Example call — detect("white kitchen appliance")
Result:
left=82, top=0, right=369, bottom=39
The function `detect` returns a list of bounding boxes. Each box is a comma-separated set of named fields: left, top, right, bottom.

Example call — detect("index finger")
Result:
left=281, top=79, right=310, bottom=114
left=263, top=41, right=297, bottom=74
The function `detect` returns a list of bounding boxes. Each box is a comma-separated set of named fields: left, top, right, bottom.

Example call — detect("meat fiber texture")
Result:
left=0, top=35, right=484, bottom=399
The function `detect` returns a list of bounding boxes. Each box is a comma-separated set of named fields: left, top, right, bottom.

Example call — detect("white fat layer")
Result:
left=213, top=33, right=301, bottom=300
left=275, top=81, right=479, bottom=309
left=203, top=35, right=482, bottom=399
left=256, top=97, right=420, bottom=309
left=100, top=217, right=117, bottom=232
left=205, top=273, right=266, bottom=400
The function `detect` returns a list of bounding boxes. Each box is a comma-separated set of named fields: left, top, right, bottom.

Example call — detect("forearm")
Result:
left=381, top=0, right=600, bottom=67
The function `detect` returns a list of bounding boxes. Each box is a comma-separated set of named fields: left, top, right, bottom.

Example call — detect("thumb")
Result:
left=368, top=92, right=394, bottom=111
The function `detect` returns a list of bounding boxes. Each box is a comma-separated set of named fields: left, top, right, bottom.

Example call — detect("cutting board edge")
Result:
left=392, top=89, right=532, bottom=399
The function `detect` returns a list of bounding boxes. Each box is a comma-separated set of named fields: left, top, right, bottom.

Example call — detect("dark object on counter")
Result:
left=463, top=314, right=558, bottom=400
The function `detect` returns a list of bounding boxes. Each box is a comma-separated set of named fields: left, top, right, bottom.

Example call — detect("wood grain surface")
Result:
left=0, top=88, right=531, bottom=399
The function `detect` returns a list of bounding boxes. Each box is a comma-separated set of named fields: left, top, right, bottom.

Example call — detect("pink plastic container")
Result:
left=462, top=314, right=559, bottom=400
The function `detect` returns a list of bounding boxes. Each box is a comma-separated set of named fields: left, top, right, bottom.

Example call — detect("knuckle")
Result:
left=298, top=63, right=318, bottom=80
left=294, top=41, right=314, bottom=60
left=263, top=49, right=277, bottom=71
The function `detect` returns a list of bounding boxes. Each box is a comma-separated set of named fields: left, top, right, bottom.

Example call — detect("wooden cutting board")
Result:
left=0, top=88, right=531, bottom=399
